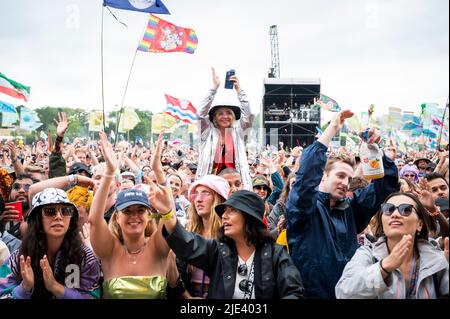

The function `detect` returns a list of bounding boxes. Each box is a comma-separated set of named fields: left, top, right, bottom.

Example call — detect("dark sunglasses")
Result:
left=42, top=206, right=75, bottom=218
left=381, top=203, right=417, bottom=216
left=239, top=279, right=252, bottom=294
left=253, top=185, right=268, bottom=191
left=12, top=183, right=31, bottom=192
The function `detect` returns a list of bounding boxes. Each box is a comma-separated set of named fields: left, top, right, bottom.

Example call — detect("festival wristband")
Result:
left=379, top=259, right=391, bottom=274
left=160, top=210, right=173, bottom=220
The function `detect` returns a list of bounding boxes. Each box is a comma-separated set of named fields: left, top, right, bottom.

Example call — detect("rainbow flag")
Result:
left=137, top=14, right=198, bottom=54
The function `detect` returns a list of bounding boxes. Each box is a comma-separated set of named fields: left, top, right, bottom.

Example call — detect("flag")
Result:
left=164, top=94, right=197, bottom=124
left=151, top=112, right=177, bottom=134
left=19, top=106, right=42, bottom=131
left=88, top=111, right=108, bottom=132
left=315, top=94, right=340, bottom=112
left=0, top=72, right=30, bottom=101
left=103, top=0, right=170, bottom=14
left=137, top=14, right=198, bottom=54
left=0, top=100, right=19, bottom=126
left=431, top=115, right=443, bottom=126
left=402, top=112, right=421, bottom=130
left=118, top=107, right=141, bottom=133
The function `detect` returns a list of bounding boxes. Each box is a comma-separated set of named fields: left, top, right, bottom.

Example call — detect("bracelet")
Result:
left=149, top=212, right=160, bottom=219
left=160, top=210, right=173, bottom=220
left=379, top=259, right=391, bottom=274
left=68, top=174, right=77, bottom=187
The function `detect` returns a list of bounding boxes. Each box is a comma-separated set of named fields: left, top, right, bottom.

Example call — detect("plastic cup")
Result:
left=6, top=201, right=23, bottom=221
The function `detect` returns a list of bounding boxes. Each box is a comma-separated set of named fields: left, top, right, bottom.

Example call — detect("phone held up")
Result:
left=224, top=69, right=235, bottom=89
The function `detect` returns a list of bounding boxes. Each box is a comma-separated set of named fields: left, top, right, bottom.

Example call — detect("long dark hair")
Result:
left=14, top=206, right=84, bottom=299
left=373, top=192, right=435, bottom=240
left=218, top=213, right=274, bottom=248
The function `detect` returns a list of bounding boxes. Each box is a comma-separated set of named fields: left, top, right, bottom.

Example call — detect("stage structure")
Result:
left=262, top=78, right=321, bottom=149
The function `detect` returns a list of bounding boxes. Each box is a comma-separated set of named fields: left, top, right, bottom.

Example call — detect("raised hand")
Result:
left=331, top=110, right=354, bottom=131
left=79, top=222, right=92, bottom=249
left=54, top=112, right=69, bottom=138
left=151, top=129, right=165, bottom=171
left=382, top=234, right=413, bottom=272
left=20, top=255, right=34, bottom=292
left=148, top=179, right=173, bottom=215
left=99, top=131, right=117, bottom=174
left=359, top=127, right=382, bottom=144
left=211, top=67, right=220, bottom=90
left=6, top=141, right=17, bottom=160
left=230, top=75, right=241, bottom=92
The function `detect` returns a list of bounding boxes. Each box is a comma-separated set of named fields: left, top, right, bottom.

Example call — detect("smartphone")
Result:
left=224, top=69, right=235, bottom=89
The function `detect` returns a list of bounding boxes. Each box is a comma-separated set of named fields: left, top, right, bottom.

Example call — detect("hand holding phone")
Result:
left=224, top=69, right=235, bottom=89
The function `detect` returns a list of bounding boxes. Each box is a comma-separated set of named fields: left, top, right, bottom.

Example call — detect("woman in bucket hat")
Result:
left=196, top=67, right=254, bottom=191
left=0, top=188, right=101, bottom=299
left=149, top=183, right=305, bottom=299
left=88, top=132, right=174, bottom=299
left=177, top=174, right=229, bottom=299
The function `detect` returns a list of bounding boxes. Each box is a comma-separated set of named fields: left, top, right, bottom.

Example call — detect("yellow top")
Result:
left=276, top=229, right=289, bottom=253
left=102, top=276, right=167, bottom=299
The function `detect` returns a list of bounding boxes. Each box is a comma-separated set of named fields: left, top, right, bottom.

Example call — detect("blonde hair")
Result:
left=324, top=155, right=355, bottom=173
left=186, top=192, right=224, bottom=238
left=212, top=107, right=236, bottom=127
left=108, top=209, right=157, bottom=244
left=67, top=186, right=93, bottom=211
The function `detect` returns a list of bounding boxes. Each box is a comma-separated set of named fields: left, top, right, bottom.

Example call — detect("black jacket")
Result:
left=163, top=222, right=305, bottom=299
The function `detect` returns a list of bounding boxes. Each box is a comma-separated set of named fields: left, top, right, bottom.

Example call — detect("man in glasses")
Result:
left=0, top=174, right=36, bottom=252
left=285, top=110, right=399, bottom=299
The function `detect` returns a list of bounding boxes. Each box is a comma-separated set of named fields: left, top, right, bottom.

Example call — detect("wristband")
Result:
left=160, top=210, right=173, bottom=220
left=68, top=174, right=77, bottom=187
left=379, top=259, right=391, bottom=274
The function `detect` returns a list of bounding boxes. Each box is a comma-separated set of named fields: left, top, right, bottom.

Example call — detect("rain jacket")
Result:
left=286, top=140, right=399, bottom=299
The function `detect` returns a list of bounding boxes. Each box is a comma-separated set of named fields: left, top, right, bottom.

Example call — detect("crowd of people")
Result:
left=0, top=69, right=448, bottom=299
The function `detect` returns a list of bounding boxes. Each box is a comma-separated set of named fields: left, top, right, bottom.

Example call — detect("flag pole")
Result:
left=101, top=4, right=106, bottom=132
left=114, top=18, right=149, bottom=146
left=437, top=95, right=449, bottom=150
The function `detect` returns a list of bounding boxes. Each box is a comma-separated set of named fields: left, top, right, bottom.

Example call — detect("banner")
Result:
left=137, top=14, right=198, bottom=54
left=118, top=107, right=141, bottom=133
left=88, top=111, right=108, bottom=132
left=0, top=100, right=18, bottom=126
left=151, top=112, right=177, bottom=134
left=19, top=106, right=42, bottom=131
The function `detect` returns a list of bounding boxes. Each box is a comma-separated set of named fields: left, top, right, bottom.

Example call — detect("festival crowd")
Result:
left=0, top=69, right=448, bottom=299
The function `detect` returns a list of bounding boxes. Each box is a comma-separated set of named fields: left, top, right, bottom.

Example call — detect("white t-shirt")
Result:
left=232, top=251, right=256, bottom=299
left=0, top=240, right=10, bottom=264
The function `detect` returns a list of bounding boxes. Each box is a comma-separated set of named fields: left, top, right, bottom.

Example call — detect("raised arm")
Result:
left=197, top=67, right=220, bottom=132
left=150, top=130, right=167, bottom=185
left=230, top=75, right=253, bottom=131
left=28, top=175, right=94, bottom=203
left=7, top=141, right=24, bottom=176
left=87, top=131, right=116, bottom=259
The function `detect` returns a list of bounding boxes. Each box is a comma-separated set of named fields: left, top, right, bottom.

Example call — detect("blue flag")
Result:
left=103, top=0, right=170, bottom=14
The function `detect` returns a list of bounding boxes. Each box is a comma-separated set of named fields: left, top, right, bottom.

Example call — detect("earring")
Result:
left=416, top=230, right=421, bottom=236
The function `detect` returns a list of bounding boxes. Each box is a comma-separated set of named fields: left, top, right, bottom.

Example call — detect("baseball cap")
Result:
left=115, top=189, right=151, bottom=211
left=69, top=162, right=92, bottom=177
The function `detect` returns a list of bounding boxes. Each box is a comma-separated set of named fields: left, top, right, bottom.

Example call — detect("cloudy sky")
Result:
left=0, top=0, right=448, bottom=118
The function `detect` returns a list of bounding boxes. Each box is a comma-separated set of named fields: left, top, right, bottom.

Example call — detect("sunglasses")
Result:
left=193, top=191, right=212, bottom=200
left=403, top=174, right=416, bottom=178
left=42, top=206, right=75, bottom=218
left=12, top=183, right=31, bottom=192
left=381, top=203, right=417, bottom=217
left=253, top=185, right=268, bottom=191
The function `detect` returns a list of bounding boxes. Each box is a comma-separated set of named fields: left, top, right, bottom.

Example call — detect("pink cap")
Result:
left=188, top=175, right=230, bottom=202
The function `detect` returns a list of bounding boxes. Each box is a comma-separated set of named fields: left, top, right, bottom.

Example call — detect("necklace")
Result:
left=123, top=238, right=148, bottom=265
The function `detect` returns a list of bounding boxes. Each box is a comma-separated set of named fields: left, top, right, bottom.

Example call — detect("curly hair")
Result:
left=13, top=206, right=84, bottom=299
left=66, top=186, right=93, bottom=211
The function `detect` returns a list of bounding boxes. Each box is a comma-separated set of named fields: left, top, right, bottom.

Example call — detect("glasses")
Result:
left=193, top=191, right=212, bottom=200
left=381, top=203, right=417, bottom=217
left=42, top=206, right=75, bottom=218
left=12, top=183, right=31, bottom=192
left=253, top=185, right=268, bottom=191
left=403, top=174, right=416, bottom=178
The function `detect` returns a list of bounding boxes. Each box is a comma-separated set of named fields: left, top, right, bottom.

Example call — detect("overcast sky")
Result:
left=0, top=0, right=448, bottom=118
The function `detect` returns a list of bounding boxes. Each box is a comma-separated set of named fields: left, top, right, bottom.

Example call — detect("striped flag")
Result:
left=0, top=72, right=30, bottom=101
left=137, top=14, right=198, bottom=54
left=164, top=94, right=197, bottom=125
